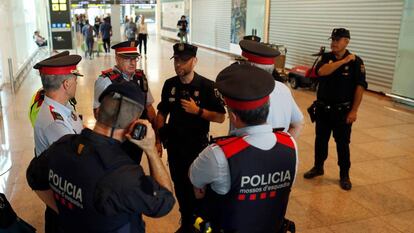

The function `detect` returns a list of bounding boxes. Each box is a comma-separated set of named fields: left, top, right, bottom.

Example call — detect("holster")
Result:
left=307, top=101, right=317, bottom=123
left=278, top=218, right=296, bottom=233
left=158, top=124, right=169, bottom=148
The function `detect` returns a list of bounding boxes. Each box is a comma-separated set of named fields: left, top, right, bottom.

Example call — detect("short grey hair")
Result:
left=40, top=74, right=73, bottom=91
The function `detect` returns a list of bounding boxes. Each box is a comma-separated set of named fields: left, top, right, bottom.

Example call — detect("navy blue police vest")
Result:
left=209, top=131, right=296, bottom=233
left=47, top=134, right=143, bottom=233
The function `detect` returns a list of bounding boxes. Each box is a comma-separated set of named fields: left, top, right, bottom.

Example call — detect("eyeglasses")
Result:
left=120, top=57, right=140, bottom=63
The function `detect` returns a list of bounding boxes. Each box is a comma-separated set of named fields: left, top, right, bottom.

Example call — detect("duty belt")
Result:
left=315, top=101, right=351, bottom=111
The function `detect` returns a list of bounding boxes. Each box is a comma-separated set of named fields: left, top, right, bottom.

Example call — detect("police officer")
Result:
left=26, top=82, right=175, bottom=233
left=94, top=40, right=156, bottom=124
left=32, top=53, right=84, bottom=233
left=238, top=40, right=304, bottom=138
left=155, top=43, right=226, bottom=232
left=189, top=64, right=298, bottom=233
left=94, top=40, right=157, bottom=162
left=29, top=51, right=70, bottom=127
left=304, top=28, right=368, bottom=190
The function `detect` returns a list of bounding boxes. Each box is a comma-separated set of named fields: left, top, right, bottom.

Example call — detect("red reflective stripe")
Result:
left=242, top=51, right=275, bottom=65
left=115, top=47, right=137, bottom=53
left=249, top=194, right=257, bottom=200
left=270, top=191, right=276, bottom=198
left=238, top=194, right=246, bottom=201
left=40, top=66, right=76, bottom=75
left=224, top=96, right=269, bottom=111
left=217, top=137, right=250, bottom=159
left=260, top=192, right=267, bottom=199
left=275, top=132, right=295, bottom=149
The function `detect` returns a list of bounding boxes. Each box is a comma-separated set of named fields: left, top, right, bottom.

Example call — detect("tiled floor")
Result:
left=1, top=35, right=413, bottom=233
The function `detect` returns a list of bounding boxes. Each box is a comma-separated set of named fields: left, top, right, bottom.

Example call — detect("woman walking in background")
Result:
left=138, top=15, right=148, bottom=57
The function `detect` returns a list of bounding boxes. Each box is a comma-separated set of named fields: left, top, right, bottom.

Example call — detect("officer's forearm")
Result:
left=288, top=121, right=304, bottom=139
left=155, top=112, right=166, bottom=141
left=35, top=190, right=59, bottom=213
left=200, top=109, right=225, bottom=123
left=318, top=60, right=346, bottom=76
left=146, top=105, right=156, bottom=127
left=146, top=151, right=173, bottom=192
left=351, top=85, right=364, bottom=112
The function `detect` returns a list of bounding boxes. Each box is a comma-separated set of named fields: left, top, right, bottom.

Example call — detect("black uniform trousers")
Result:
left=314, top=105, right=352, bottom=177
left=166, top=137, right=207, bottom=227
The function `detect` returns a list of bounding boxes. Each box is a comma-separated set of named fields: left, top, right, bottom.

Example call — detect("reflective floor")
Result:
left=1, top=35, right=414, bottom=233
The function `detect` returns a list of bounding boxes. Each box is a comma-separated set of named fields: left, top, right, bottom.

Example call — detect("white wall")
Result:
left=0, top=0, right=48, bottom=85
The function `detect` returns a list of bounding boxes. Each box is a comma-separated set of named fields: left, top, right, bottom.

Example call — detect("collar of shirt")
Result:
left=44, top=96, right=72, bottom=118
left=231, top=124, right=276, bottom=150
left=176, top=72, right=202, bottom=87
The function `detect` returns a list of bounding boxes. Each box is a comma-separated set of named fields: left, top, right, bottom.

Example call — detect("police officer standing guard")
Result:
left=155, top=43, right=225, bottom=232
left=189, top=64, right=298, bottom=233
left=304, top=28, right=367, bottom=190
left=27, top=82, right=175, bottom=233
left=32, top=53, right=84, bottom=233
left=238, top=40, right=304, bottom=138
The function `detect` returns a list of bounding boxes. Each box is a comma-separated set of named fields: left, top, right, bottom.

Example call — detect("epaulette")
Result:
left=135, top=69, right=144, bottom=78
left=101, top=68, right=121, bottom=81
left=49, top=106, right=64, bottom=121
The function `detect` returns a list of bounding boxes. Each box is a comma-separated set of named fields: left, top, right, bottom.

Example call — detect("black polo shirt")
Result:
left=157, top=73, right=225, bottom=140
left=315, top=50, right=368, bottom=104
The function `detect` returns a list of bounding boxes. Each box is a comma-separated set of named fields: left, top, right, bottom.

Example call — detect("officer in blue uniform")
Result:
left=304, top=28, right=367, bottom=190
left=32, top=53, right=84, bottom=233
left=27, top=82, right=175, bottom=233
left=189, top=64, right=298, bottom=233
left=94, top=40, right=157, bottom=163
left=155, top=43, right=226, bottom=232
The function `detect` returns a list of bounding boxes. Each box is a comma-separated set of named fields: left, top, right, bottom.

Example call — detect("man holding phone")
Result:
left=27, top=82, right=175, bottom=233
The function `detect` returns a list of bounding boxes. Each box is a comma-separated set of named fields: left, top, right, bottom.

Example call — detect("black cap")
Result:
left=243, top=35, right=261, bottom=42
left=216, top=64, right=275, bottom=110
left=171, top=43, right=197, bottom=60
left=239, top=40, right=280, bottom=65
left=33, top=51, right=70, bottom=69
left=330, top=28, right=351, bottom=40
left=34, top=54, right=83, bottom=76
left=111, top=40, right=140, bottom=58
left=99, top=82, right=145, bottom=107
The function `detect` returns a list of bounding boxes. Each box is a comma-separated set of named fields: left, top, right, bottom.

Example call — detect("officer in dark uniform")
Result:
left=304, top=28, right=368, bottom=190
left=189, top=64, right=298, bottom=233
left=27, top=82, right=175, bottom=233
left=94, top=40, right=157, bottom=163
left=155, top=43, right=226, bottom=232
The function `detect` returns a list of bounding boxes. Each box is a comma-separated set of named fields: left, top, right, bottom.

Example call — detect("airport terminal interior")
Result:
left=1, top=0, right=414, bottom=232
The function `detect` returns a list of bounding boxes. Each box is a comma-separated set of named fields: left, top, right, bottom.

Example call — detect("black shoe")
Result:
left=303, top=167, right=324, bottom=179
left=340, top=177, right=352, bottom=190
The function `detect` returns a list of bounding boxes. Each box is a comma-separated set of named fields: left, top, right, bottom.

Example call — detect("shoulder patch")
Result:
left=49, top=106, right=64, bottom=121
